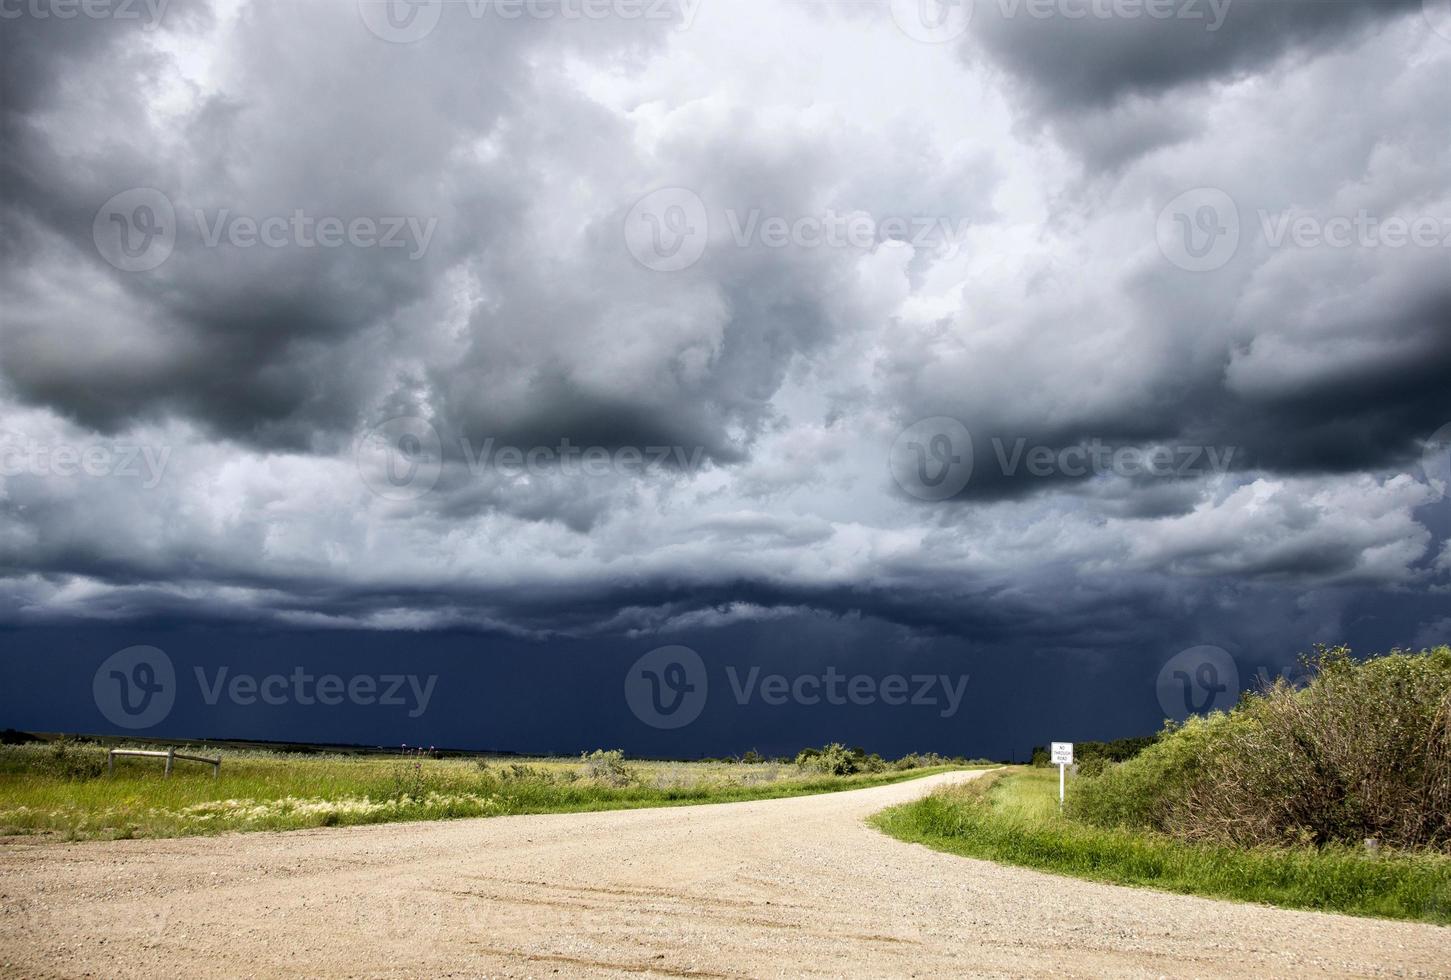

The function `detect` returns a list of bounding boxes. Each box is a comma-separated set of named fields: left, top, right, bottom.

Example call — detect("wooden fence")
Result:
left=107, top=747, right=221, bottom=778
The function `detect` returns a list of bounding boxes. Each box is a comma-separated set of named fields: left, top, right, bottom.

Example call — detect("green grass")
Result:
left=872, top=768, right=1451, bottom=925
left=0, top=742, right=970, bottom=841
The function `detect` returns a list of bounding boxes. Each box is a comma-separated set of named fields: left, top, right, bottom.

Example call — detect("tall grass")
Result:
left=0, top=741, right=967, bottom=840
left=875, top=645, right=1451, bottom=923
left=874, top=768, right=1451, bottom=924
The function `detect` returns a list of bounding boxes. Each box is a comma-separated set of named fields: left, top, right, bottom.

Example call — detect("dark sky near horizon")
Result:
left=1, top=0, right=1449, bottom=757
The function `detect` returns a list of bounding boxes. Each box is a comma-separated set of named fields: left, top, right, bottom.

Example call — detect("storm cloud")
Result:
left=1, top=0, right=1449, bottom=710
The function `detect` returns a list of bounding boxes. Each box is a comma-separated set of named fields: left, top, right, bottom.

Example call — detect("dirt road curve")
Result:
left=1, top=771, right=1446, bottom=978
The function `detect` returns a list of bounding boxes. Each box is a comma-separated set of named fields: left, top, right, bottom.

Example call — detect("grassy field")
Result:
left=0, top=740, right=967, bottom=841
left=873, top=767, right=1451, bottom=924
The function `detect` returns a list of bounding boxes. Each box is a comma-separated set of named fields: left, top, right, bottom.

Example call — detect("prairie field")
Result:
left=0, top=739, right=968, bottom=841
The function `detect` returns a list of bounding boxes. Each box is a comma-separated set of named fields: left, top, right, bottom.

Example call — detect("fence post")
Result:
left=107, top=749, right=115, bottom=776
left=165, top=746, right=174, bottom=777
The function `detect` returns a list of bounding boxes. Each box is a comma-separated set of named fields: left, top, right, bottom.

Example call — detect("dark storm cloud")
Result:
left=966, top=0, right=1423, bottom=114
left=0, top=0, right=1447, bottom=681
left=919, top=284, right=1451, bottom=505
left=0, top=0, right=679, bottom=448
left=0, top=0, right=213, bottom=116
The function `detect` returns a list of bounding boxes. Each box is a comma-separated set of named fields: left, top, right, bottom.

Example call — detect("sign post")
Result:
left=1051, top=741, right=1073, bottom=810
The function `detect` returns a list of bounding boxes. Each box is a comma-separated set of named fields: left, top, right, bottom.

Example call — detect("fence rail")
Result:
left=107, top=747, right=221, bottom=778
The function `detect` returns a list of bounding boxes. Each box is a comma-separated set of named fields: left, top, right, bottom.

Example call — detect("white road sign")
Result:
left=1051, top=741, right=1073, bottom=765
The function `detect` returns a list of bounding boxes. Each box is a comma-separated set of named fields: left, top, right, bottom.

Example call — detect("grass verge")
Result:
left=0, top=742, right=971, bottom=841
left=872, top=768, right=1451, bottom=925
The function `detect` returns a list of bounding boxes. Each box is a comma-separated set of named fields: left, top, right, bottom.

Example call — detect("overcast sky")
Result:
left=1, top=0, right=1448, bottom=754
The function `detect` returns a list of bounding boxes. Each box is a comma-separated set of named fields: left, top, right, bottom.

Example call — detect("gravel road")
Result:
left=1, top=770, right=1446, bottom=978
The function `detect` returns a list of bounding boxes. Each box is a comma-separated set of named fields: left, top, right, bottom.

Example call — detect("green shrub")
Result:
left=1031, top=735, right=1158, bottom=768
left=877, top=768, right=1451, bottom=924
left=795, top=743, right=860, bottom=776
left=1072, top=645, right=1451, bottom=851
left=893, top=751, right=948, bottom=770
left=50, top=738, right=107, bottom=780
left=581, top=749, right=637, bottom=787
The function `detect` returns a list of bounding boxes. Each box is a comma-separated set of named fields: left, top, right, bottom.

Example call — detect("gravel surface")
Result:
left=1, top=770, right=1446, bottom=978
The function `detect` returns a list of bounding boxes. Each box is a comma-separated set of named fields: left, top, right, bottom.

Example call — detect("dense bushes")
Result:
left=793, top=745, right=994, bottom=775
left=876, top=767, right=1451, bottom=924
left=1071, top=645, right=1451, bottom=851
left=795, top=743, right=882, bottom=775
left=0, top=737, right=109, bottom=781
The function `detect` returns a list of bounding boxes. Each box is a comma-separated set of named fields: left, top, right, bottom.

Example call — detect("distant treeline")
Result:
left=1029, top=735, right=1158, bottom=774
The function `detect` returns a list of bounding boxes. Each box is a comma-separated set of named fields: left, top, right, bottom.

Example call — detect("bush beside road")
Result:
left=875, top=645, right=1451, bottom=924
